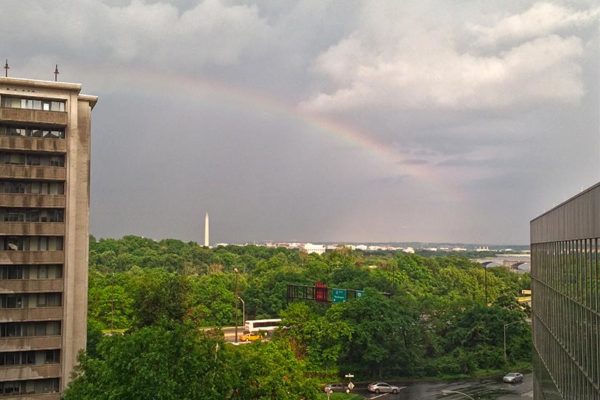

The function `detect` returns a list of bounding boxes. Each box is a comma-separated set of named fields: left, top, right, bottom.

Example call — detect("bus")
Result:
left=244, top=318, right=282, bottom=334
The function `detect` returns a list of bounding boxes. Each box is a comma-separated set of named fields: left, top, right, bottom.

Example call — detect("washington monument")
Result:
left=204, top=213, right=210, bottom=247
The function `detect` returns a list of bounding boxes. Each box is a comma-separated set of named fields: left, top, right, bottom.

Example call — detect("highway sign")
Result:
left=332, top=288, right=347, bottom=303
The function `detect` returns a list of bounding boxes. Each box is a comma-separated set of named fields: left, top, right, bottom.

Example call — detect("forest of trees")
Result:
left=65, top=235, right=532, bottom=399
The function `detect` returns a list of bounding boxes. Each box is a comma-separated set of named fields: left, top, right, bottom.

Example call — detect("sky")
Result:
left=2, top=0, right=599, bottom=245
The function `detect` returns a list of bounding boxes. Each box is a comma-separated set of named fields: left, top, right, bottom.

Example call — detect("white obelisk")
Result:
left=204, top=213, right=210, bottom=247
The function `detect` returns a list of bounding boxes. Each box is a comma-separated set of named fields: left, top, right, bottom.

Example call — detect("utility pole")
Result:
left=484, top=264, right=488, bottom=305
left=504, top=321, right=520, bottom=363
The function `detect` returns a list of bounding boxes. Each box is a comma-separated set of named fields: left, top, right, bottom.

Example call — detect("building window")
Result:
left=0, top=152, right=65, bottom=167
left=0, top=378, right=59, bottom=396
left=0, top=208, right=64, bottom=223
left=0, top=295, right=23, bottom=309
left=0, top=125, right=65, bottom=139
left=0, top=321, right=61, bottom=338
left=0, top=96, right=65, bottom=112
left=0, top=236, right=64, bottom=251
left=0, top=181, right=64, bottom=195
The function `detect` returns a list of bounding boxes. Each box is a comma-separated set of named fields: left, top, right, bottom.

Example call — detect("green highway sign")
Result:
left=332, top=288, right=347, bottom=303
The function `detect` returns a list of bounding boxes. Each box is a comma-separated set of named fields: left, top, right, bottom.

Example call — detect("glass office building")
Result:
left=531, top=182, right=600, bottom=399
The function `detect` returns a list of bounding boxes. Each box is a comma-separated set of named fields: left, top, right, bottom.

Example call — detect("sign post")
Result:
left=345, top=373, right=355, bottom=393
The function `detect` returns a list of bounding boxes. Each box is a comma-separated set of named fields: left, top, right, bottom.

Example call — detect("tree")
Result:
left=130, top=269, right=191, bottom=327
left=65, top=323, right=234, bottom=400
left=230, top=341, right=318, bottom=400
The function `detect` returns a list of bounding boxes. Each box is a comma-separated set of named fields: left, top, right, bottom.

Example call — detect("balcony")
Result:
left=4, top=394, right=60, bottom=400
left=0, top=108, right=67, bottom=127
left=0, top=251, right=64, bottom=265
left=0, top=336, right=61, bottom=352
left=0, top=137, right=66, bottom=153
left=0, top=363, right=61, bottom=381
left=0, top=223, right=65, bottom=236
left=0, top=194, right=65, bottom=208
left=0, top=279, right=63, bottom=294
left=0, top=166, right=65, bottom=181
left=0, top=307, right=62, bottom=323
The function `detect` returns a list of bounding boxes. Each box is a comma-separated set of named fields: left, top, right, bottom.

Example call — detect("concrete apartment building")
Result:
left=0, top=77, right=96, bottom=398
left=531, top=183, right=600, bottom=399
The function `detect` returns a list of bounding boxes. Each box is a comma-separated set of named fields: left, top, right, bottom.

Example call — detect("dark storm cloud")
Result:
left=2, top=0, right=598, bottom=244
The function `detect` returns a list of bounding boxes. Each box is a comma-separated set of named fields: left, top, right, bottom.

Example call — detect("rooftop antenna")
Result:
left=54, top=65, right=59, bottom=82
left=4, top=60, right=9, bottom=77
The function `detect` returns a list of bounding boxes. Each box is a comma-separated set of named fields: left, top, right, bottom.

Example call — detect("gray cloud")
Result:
left=300, top=2, right=594, bottom=112
left=2, top=0, right=598, bottom=244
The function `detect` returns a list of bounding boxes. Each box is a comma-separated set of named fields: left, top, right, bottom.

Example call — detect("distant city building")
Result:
left=0, top=77, right=97, bottom=397
left=302, top=243, right=326, bottom=255
left=476, top=246, right=490, bottom=252
left=531, top=182, right=600, bottom=399
left=402, top=247, right=415, bottom=254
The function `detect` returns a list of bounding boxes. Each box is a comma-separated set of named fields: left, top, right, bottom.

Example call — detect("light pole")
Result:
left=238, top=296, right=245, bottom=330
left=441, top=389, right=475, bottom=400
left=234, top=267, right=239, bottom=343
left=504, top=321, right=520, bottom=363
left=480, top=263, right=489, bottom=305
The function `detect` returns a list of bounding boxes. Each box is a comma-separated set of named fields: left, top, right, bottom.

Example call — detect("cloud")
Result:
left=469, top=2, right=600, bottom=46
left=300, top=2, right=593, bottom=113
left=2, top=0, right=271, bottom=68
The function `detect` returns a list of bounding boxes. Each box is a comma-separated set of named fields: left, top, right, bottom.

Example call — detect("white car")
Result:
left=367, top=382, right=403, bottom=394
left=503, top=372, right=524, bottom=383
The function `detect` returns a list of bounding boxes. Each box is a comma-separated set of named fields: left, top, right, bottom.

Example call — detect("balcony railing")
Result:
left=0, top=251, right=64, bottom=264
left=3, top=393, right=61, bottom=400
left=0, top=194, right=65, bottom=208
left=0, top=136, right=66, bottom=153
left=0, top=307, right=62, bottom=323
left=0, top=222, right=65, bottom=236
left=0, top=279, right=63, bottom=294
left=0, top=165, right=65, bottom=181
left=0, top=335, right=61, bottom=351
left=0, top=108, right=67, bottom=127
left=0, top=363, right=61, bottom=381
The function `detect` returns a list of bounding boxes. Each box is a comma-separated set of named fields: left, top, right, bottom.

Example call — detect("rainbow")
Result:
left=83, top=66, right=458, bottom=196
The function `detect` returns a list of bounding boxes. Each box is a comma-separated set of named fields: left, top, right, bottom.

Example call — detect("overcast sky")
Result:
left=2, top=0, right=599, bottom=244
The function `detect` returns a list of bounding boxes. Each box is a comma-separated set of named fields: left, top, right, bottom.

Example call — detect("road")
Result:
left=351, top=374, right=532, bottom=399
left=201, top=326, right=245, bottom=342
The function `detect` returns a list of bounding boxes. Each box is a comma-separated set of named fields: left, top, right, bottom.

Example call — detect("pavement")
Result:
left=350, top=373, right=533, bottom=399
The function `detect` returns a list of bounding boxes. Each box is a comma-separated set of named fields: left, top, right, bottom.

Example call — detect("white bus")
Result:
left=244, top=318, right=282, bottom=334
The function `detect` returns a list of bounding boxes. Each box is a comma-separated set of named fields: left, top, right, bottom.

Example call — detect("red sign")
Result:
left=315, top=281, right=328, bottom=302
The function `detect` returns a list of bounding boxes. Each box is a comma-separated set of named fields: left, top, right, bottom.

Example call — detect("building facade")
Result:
left=0, top=77, right=96, bottom=398
left=531, top=183, right=600, bottom=399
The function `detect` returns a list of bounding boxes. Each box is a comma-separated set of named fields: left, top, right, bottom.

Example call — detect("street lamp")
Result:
left=504, top=320, right=521, bottom=363
left=480, top=263, right=489, bottom=305
left=233, top=267, right=239, bottom=343
left=238, top=296, right=245, bottom=330
left=441, top=389, right=475, bottom=400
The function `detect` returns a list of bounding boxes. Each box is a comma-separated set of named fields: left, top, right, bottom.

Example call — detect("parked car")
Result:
left=323, top=383, right=347, bottom=393
left=367, top=382, right=402, bottom=394
left=503, top=372, right=524, bottom=383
